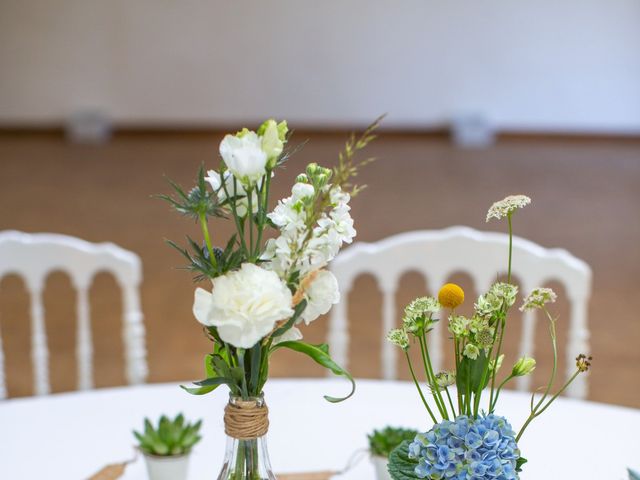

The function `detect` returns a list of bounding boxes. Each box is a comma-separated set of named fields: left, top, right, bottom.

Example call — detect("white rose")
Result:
left=219, top=131, right=268, bottom=186
left=193, top=263, right=294, bottom=348
left=300, top=270, right=340, bottom=325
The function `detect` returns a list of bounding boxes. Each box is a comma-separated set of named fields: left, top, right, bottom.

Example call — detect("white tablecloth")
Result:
left=1, top=379, right=638, bottom=479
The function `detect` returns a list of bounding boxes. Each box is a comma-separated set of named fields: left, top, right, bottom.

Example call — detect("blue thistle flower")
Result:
left=408, top=414, right=521, bottom=480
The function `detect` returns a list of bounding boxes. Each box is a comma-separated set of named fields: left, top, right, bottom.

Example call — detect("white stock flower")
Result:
left=291, top=182, right=315, bottom=201
left=205, top=170, right=257, bottom=217
left=486, top=195, right=531, bottom=222
left=300, top=270, right=340, bottom=324
left=219, top=131, right=268, bottom=186
left=192, top=263, right=294, bottom=348
left=263, top=180, right=356, bottom=278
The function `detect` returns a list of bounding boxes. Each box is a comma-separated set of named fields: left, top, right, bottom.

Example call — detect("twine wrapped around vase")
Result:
left=224, top=398, right=270, bottom=440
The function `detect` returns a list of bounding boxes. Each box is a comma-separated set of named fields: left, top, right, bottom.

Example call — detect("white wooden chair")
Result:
left=328, top=226, right=592, bottom=399
left=0, top=231, right=147, bottom=398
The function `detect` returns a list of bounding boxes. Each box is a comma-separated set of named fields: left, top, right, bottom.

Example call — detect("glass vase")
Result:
left=216, top=395, right=276, bottom=480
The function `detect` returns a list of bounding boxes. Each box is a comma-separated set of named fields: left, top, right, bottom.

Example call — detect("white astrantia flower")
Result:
left=486, top=194, right=531, bottom=222
left=300, top=270, right=340, bottom=325
left=205, top=170, right=258, bottom=217
left=219, top=130, right=268, bottom=186
left=192, top=263, right=294, bottom=349
left=520, top=287, right=557, bottom=312
left=387, top=328, right=409, bottom=350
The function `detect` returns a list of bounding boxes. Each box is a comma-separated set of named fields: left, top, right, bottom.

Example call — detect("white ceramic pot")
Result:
left=142, top=452, right=190, bottom=480
left=371, top=454, right=392, bottom=480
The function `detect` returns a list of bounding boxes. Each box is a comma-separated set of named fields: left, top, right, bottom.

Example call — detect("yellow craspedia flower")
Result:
left=438, top=283, right=465, bottom=309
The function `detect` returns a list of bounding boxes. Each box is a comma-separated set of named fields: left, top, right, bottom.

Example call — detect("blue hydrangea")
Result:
left=408, top=414, right=520, bottom=480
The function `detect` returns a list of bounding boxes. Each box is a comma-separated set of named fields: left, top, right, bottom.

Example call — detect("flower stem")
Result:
left=199, top=212, right=218, bottom=271
left=507, top=213, right=513, bottom=284
left=516, top=370, right=580, bottom=442
left=405, top=350, right=438, bottom=424
left=445, top=387, right=457, bottom=417
left=418, top=334, right=448, bottom=419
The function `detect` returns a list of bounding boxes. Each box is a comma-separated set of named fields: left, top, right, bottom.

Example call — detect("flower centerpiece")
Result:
left=386, top=195, right=592, bottom=480
left=160, top=118, right=380, bottom=480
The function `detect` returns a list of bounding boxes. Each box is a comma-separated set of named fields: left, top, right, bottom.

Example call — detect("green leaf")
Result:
left=271, top=340, right=355, bottom=402
left=180, top=354, right=221, bottom=395
left=457, top=351, right=490, bottom=393
left=516, top=457, right=528, bottom=472
left=387, top=440, right=419, bottom=480
left=271, top=300, right=307, bottom=338
left=628, top=468, right=640, bottom=480
left=192, top=376, right=234, bottom=387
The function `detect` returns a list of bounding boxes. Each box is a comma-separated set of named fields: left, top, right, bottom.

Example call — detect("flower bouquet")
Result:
left=160, top=118, right=379, bottom=480
left=386, top=195, right=592, bottom=480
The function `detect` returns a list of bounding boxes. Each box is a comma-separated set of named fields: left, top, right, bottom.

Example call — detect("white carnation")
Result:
left=192, top=263, right=294, bottom=348
left=219, top=131, right=268, bottom=186
left=300, top=270, right=340, bottom=325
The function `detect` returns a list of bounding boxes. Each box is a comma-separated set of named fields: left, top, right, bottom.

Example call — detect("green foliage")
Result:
left=270, top=340, right=355, bottom=402
left=387, top=440, right=419, bottom=480
left=133, top=414, right=202, bottom=457
left=158, top=165, right=225, bottom=221
left=516, top=457, right=528, bottom=472
left=368, top=427, right=418, bottom=458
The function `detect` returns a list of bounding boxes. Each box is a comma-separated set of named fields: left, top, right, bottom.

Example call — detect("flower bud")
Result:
left=306, top=163, right=319, bottom=176
left=434, top=371, right=456, bottom=388
left=296, top=174, right=309, bottom=184
left=511, top=357, right=536, bottom=377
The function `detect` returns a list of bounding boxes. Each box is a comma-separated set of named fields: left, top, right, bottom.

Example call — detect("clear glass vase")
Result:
left=216, top=395, right=276, bottom=480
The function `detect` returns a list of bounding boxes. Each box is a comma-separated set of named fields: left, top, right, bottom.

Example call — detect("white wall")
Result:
left=1, top=0, right=639, bottom=133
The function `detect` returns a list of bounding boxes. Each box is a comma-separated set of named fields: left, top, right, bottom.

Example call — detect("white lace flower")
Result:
left=219, top=131, right=268, bottom=186
left=486, top=195, right=531, bottom=222
left=192, top=263, right=293, bottom=348
left=300, top=270, right=340, bottom=325
left=520, top=287, right=557, bottom=312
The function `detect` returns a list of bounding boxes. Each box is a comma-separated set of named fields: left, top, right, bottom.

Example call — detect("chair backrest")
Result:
left=0, top=231, right=147, bottom=398
left=328, top=226, right=592, bottom=399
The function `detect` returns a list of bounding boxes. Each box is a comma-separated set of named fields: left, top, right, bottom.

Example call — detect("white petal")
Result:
left=193, top=287, right=213, bottom=326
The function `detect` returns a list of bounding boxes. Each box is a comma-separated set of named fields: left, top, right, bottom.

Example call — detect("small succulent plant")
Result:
left=368, top=426, right=418, bottom=459
left=133, top=414, right=202, bottom=456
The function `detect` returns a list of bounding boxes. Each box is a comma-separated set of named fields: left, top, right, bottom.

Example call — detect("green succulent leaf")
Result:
left=387, top=440, right=419, bottom=480
left=133, top=415, right=203, bottom=456
left=368, top=427, right=419, bottom=458
left=270, top=340, right=355, bottom=402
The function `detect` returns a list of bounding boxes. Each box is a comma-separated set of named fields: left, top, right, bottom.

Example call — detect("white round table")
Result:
left=1, top=379, right=638, bottom=479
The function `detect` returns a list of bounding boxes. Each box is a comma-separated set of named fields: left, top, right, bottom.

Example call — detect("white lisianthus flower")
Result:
left=219, top=131, right=268, bottom=186
left=300, top=270, right=340, bottom=325
left=259, top=119, right=288, bottom=167
left=192, top=263, right=294, bottom=348
left=205, top=170, right=258, bottom=217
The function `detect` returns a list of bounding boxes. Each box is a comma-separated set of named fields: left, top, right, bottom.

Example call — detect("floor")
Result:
left=0, top=130, right=638, bottom=408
